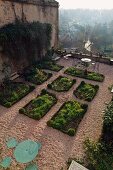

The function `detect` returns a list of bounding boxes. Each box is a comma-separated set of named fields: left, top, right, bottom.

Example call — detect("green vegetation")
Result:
left=74, top=81, right=99, bottom=101
left=0, top=21, right=52, bottom=62
left=19, top=90, right=57, bottom=120
left=22, top=67, right=52, bottom=85
left=47, top=100, right=88, bottom=136
left=37, top=61, right=63, bottom=72
left=84, top=101, right=113, bottom=170
left=0, top=82, right=35, bottom=108
left=84, top=139, right=113, bottom=170
left=102, top=101, right=113, bottom=149
left=65, top=67, right=104, bottom=82
left=47, top=76, right=76, bottom=92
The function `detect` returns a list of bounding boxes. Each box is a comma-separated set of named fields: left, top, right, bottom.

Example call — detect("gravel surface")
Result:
left=0, top=58, right=113, bottom=170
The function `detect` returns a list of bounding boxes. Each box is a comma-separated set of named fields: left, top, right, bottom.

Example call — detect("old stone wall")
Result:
left=0, top=0, right=59, bottom=80
left=0, top=0, right=59, bottom=47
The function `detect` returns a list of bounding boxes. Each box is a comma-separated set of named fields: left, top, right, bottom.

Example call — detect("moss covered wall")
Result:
left=0, top=0, right=59, bottom=80
left=0, top=0, right=59, bottom=47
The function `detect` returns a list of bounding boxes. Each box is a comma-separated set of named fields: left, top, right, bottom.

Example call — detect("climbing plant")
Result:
left=0, top=21, right=52, bottom=63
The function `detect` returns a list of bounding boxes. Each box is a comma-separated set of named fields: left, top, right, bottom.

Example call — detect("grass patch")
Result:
left=47, top=76, right=76, bottom=92
left=19, top=90, right=57, bottom=120
left=65, top=67, right=104, bottom=82
left=0, top=81, right=35, bottom=108
left=74, top=81, right=99, bottom=102
left=47, top=100, right=88, bottom=136
left=22, top=67, right=52, bottom=85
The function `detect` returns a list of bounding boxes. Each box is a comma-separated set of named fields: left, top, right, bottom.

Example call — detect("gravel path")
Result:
left=0, top=58, right=113, bottom=170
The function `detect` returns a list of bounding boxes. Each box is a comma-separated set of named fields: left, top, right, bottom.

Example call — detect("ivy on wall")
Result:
left=0, top=21, right=52, bottom=63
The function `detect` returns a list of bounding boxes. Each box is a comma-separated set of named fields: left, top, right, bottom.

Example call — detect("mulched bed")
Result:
left=74, top=81, right=99, bottom=102
left=19, top=90, right=57, bottom=120
left=65, top=67, right=104, bottom=82
left=22, top=67, right=52, bottom=85
left=0, top=81, right=35, bottom=108
left=47, top=100, right=88, bottom=136
left=47, top=76, right=76, bottom=92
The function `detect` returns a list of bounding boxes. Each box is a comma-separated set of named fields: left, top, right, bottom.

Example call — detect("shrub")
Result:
left=84, top=139, right=113, bottom=170
left=47, top=84, right=52, bottom=89
left=73, top=79, right=76, bottom=83
left=19, top=108, right=26, bottom=114
left=47, top=120, right=53, bottom=127
left=95, top=85, right=99, bottom=90
left=81, top=81, right=85, bottom=85
left=52, top=122, right=62, bottom=130
left=82, top=104, right=88, bottom=111
left=41, top=89, right=47, bottom=95
left=4, top=102, right=12, bottom=108
left=67, top=128, right=75, bottom=136
left=30, top=84, right=35, bottom=91
left=33, top=113, right=42, bottom=120
left=48, top=73, right=52, bottom=77
left=87, top=97, right=92, bottom=102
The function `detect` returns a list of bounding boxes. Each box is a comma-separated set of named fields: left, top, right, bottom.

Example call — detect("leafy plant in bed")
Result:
left=65, top=67, right=104, bottom=82
left=47, top=100, right=88, bottom=136
left=22, top=67, right=52, bottom=85
left=0, top=81, right=35, bottom=108
left=47, top=76, right=76, bottom=92
left=19, top=90, right=57, bottom=120
left=74, top=81, right=99, bottom=102
left=37, top=61, right=63, bottom=72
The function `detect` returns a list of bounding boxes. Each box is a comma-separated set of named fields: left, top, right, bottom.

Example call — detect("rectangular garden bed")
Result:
left=65, top=67, right=104, bottom=82
left=74, top=81, right=99, bottom=101
left=0, top=81, right=35, bottom=108
left=47, top=100, right=88, bottom=136
left=22, top=67, right=52, bottom=85
left=47, top=76, right=76, bottom=92
left=19, top=90, right=57, bottom=120
left=37, top=61, right=64, bottom=72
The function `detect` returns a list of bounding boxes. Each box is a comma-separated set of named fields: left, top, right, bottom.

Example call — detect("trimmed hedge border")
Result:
left=0, top=82, right=35, bottom=108
left=47, top=76, right=76, bottom=92
left=19, top=89, right=57, bottom=120
left=64, top=67, right=105, bottom=82
left=74, top=81, right=99, bottom=102
left=47, top=100, right=88, bottom=136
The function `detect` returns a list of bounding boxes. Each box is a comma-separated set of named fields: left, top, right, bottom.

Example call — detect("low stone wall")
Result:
left=72, top=53, right=111, bottom=65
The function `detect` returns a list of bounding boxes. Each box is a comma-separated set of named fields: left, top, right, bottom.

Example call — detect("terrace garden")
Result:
left=65, top=67, right=104, bottom=82
left=47, top=76, right=76, bottom=92
left=19, top=90, right=57, bottom=120
left=37, top=61, right=63, bottom=72
left=0, top=81, right=35, bottom=108
left=22, top=67, right=52, bottom=85
left=74, top=81, right=99, bottom=102
left=47, top=100, right=88, bottom=136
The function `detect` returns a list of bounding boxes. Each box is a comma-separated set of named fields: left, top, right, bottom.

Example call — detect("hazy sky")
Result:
left=57, top=0, right=113, bottom=9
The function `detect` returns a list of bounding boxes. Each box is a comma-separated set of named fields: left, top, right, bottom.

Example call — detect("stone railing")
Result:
left=71, top=53, right=113, bottom=65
